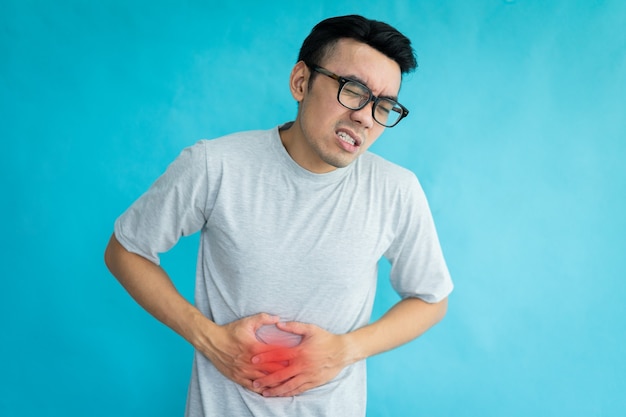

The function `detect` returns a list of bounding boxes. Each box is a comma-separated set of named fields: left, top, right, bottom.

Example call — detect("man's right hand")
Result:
left=197, top=313, right=292, bottom=394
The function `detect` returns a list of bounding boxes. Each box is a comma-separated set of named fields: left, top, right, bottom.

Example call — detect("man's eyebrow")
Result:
left=344, top=73, right=399, bottom=101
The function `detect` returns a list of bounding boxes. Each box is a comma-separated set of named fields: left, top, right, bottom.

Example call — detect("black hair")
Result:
left=297, top=14, right=417, bottom=75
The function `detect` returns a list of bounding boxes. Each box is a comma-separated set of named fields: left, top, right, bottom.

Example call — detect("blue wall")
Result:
left=2, top=1, right=625, bottom=416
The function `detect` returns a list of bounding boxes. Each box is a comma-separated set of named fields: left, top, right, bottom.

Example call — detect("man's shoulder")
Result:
left=201, top=127, right=275, bottom=149
left=189, top=127, right=277, bottom=164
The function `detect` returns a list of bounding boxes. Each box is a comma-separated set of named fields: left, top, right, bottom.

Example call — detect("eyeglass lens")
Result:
left=339, top=81, right=403, bottom=127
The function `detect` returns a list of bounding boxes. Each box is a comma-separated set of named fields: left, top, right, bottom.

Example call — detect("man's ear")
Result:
left=289, top=61, right=309, bottom=102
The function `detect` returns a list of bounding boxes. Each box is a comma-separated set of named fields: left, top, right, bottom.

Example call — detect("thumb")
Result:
left=275, top=320, right=312, bottom=336
left=250, top=313, right=281, bottom=330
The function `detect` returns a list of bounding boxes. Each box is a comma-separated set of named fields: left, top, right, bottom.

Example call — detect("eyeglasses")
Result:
left=309, top=65, right=409, bottom=128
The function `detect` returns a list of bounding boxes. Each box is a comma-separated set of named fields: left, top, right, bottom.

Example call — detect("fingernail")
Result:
left=252, top=357, right=259, bottom=364
left=253, top=381, right=260, bottom=388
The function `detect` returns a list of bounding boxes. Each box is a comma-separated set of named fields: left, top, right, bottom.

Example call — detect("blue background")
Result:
left=2, top=0, right=625, bottom=416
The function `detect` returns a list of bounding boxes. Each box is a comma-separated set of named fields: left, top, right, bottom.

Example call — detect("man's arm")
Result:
left=347, top=295, right=448, bottom=359
left=104, top=233, right=286, bottom=393
left=251, top=296, right=448, bottom=397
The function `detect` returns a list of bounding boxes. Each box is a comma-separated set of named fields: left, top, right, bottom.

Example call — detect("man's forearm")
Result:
left=344, top=296, right=448, bottom=364
left=104, top=234, right=217, bottom=346
left=104, top=233, right=288, bottom=394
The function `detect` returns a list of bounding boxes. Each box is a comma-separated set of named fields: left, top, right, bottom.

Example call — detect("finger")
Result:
left=252, top=347, right=297, bottom=364
left=275, top=320, right=311, bottom=336
left=261, top=376, right=310, bottom=398
left=250, top=313, right=281, bottom=329
left=243, top=379, right=266, bottom=395
left=253, top=366, right=299, bottom=390
left=232, top=367, right=269, bottom=383
left=240, top=368, right=284, bottom=395
left=228, top=372, right=265, bottom=394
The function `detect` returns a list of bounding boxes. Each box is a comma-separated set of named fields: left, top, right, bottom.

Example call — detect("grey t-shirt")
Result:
left=115, top=125, right=453, bottom=416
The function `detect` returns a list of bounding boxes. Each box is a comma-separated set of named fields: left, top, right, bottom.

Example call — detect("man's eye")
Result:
left=344, top=87, right=365, bottom=98
left=377, top=105, right=391, bottom=115
left=378, top=102, right=396, bottom=114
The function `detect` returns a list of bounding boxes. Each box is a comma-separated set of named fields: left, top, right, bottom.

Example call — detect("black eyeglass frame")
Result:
left=308, top=64, right=409, bottom=128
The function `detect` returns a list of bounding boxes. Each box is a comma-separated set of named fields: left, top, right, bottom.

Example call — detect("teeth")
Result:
left=338, top=132, right=356, bottom=145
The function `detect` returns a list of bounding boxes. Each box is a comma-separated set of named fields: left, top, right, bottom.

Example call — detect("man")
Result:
left=105, top=14, right=453, bottom=417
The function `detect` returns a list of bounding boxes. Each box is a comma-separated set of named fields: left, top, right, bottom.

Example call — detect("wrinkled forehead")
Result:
left=320, top=38, right=402, bottom=97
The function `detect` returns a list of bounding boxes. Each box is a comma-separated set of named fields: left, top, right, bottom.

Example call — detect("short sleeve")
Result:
left=114, top=141, right=210, bottom=265
left=383, top=174, right=453, bottom=303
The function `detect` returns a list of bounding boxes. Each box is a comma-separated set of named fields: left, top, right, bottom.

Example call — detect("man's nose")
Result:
left=349, top=102, right=375, bottom=129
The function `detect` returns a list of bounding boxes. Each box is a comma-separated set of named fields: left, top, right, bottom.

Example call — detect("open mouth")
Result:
left=337, top=130, right=360, bottom=147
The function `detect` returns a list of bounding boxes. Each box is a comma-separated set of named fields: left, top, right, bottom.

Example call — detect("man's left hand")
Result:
left=250, top=321, right=352, bottom=397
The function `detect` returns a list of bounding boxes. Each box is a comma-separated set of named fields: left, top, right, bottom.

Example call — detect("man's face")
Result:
left=289, top=38, right=403, bottom=173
